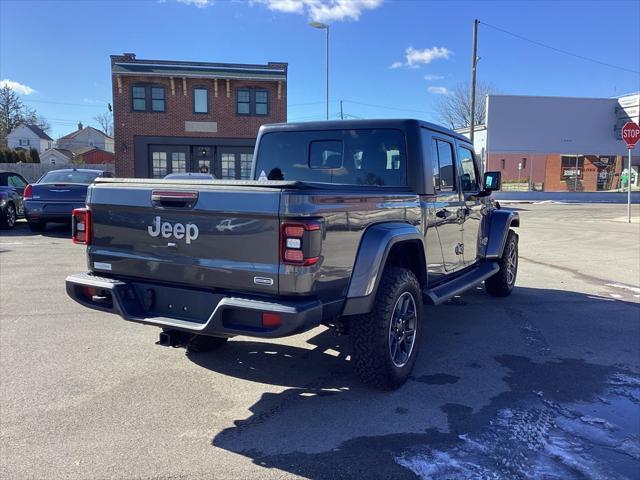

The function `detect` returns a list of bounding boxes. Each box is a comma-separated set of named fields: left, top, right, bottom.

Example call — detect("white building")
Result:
left=459, top=93, right=639, bottom=192
left=57, top=123, right=114, bottom=153
left=7, top=124, right=54, bottom=153
left=40, top=148, right=74, bottom=166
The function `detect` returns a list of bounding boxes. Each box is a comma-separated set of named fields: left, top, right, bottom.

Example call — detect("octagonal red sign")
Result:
left=622, top=121, right=640, bottom=149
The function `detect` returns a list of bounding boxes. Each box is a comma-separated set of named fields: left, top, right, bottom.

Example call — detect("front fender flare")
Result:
left=342, top=222, right=422, bottom=316
left=485, top=209, right=519, bottom=259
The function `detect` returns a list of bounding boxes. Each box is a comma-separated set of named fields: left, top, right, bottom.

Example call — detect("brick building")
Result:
left=110, top=53, right=287, bottom=178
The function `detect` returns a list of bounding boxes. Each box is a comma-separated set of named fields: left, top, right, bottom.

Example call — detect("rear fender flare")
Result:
left=342, top=223, right=422, bottom=316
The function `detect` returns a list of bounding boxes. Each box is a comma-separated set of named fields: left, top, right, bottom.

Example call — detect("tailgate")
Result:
left=87, top=182, right=282, bottom=295
left=32, top=183, right=89, bottom=202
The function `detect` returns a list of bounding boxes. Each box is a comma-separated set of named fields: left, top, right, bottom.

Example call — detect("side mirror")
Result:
left=483, top=171, right=501, bottom=192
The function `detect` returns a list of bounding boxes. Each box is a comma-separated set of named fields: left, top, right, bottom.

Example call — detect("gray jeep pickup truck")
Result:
left=66, top=119, right=519, bottom=389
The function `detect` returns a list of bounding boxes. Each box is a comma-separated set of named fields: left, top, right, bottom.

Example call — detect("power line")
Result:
left=480, top=20, right=640, bottom=75
left=343, top=99, right=431, bottom=115
left=22, top=99, right=110, bottom=108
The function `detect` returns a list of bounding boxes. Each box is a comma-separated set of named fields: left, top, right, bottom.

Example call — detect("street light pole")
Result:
left=310, top=22, right=329, bottom=120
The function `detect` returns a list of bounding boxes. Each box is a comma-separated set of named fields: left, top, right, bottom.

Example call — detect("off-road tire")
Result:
left=0, top=202, right=17, bottom=229
left=350, top=266, right=422, bottom=390
left=186, top=334, right=228, bottom=354
left=485, top=229, right=518, bottom=297
left=27, top=220, right=46, bottom=232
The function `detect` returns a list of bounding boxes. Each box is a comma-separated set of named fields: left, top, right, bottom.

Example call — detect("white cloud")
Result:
left=391, top=46, right=452, bottom=69
left=0, top=79, right=35, bottom=95
left=424, top=74, right=444, bottom=81
left=253, top=0, right=383, bottom=22
left=177, top=0, right=213, bottom=7
left=428, top=86, right=451, bottom=95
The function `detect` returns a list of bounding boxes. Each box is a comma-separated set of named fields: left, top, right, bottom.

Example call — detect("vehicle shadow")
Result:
left=0, top=220, right=71, bottom=238
left=188, top=286, right=640, bottom=479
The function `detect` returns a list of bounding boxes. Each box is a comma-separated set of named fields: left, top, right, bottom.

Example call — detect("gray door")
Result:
left=456, top=143, right=482, bottom=266
left=430, top=136, right=464, bottom=273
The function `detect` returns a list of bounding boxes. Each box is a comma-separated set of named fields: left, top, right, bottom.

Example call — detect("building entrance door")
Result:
left=191, top=146, right=214, bottom=175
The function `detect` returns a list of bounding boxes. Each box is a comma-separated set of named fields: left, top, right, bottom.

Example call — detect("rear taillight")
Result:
left=72, top=208, right=91, bottom=245
left=281, top=220, right=322, bottom=266
left=23, top=184, right=33, bottom=200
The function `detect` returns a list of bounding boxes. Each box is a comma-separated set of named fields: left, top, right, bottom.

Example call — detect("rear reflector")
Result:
left=72, top=208, right=91, bottom=245
left=262, top=312, right=282, bottom=328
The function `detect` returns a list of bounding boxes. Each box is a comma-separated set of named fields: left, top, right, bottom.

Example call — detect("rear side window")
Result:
left=457, top=145, right=479, bottom=192
left=39, top=171, right=100, bottom=184
left=255, top=129, right=407, bottom=186
left=430, top=139, right=456, bottom=191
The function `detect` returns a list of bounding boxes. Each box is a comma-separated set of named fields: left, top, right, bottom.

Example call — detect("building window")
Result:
left=240, top=153, right=253, bottom=179
left=221, top=153, right=236, bottom=179
left=151, top=87, right=165, bottom=112
left=132, top=85, right=165, bottom=112
left=193, top=87, right=209, bottom=114
left=19, top=139, right=30, bottom=146
left=171, top=152, right=186, bottom=173
left=237, top=89, right=251, bottom=115
left=561, top=156, right=584, bottom=180
left=152, top=151, right=168, bottom=178
left=501, top=159, right=505, bottom=170
left=236, top=88, right=269, bottom=116
left=255, top=89, right=268, bottom=115
left=132, top=86, right=146, bottom=111
left=50, top=158, right=56, bottom=165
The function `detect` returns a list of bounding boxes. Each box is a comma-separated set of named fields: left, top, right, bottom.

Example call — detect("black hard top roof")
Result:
left=260, top=119, right=471, bottom=143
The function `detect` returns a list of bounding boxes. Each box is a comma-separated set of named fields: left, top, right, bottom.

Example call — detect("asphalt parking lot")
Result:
left=1, top=203, right=639, bottom=480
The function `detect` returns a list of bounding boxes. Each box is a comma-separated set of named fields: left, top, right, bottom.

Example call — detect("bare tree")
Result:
left=93, top=111, right=113, bottom=137
left=0, top=85, right=50, bottom=143
left=435, top=82, right=498, bottom=130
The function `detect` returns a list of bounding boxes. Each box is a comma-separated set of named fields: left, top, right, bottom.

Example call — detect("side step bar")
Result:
left=423, top=261, right=500, bottom=305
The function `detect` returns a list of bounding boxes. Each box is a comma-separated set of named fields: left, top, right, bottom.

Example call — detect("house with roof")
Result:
left=40, top=148, right=74, bottom=166
left=74, top=146, right=115, bottom=164
left=57, top=122, right=114, bottom=153
left=7, top=124, right=54, bottom=153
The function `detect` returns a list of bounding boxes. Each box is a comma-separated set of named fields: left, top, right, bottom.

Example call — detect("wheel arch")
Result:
left=485, top=209, right=519, bottom=259
left=342, top=222, right=427, bottom=316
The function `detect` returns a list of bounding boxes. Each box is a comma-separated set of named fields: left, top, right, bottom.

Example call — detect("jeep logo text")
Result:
left=148, top=216, right=199, bottom=244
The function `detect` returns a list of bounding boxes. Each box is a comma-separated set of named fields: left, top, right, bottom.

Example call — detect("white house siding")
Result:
left=7, top=125, right=52, bottom=153
left=40, top=150, right=71, bottom=166
left=57, top=128, right=114, bottom=153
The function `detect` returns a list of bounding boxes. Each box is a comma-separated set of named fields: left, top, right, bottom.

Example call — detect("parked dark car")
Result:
left=24, top=168, right=112, bottom=232
left=0, top=171, right=28, bottom=229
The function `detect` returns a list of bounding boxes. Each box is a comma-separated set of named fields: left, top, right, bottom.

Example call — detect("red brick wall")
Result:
left=544, top=155, right=601, bottom=192
left=112, top=74, right=287, bottom=177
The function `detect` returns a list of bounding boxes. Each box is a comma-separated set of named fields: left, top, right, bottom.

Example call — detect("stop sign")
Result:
left=622, top=121, right=640, bottom=149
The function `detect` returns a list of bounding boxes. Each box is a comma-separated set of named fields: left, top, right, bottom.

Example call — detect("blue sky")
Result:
left=1, top=0, right=639, bottom=139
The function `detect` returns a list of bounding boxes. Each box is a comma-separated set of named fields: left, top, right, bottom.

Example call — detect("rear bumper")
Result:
left=24, top=201, right=84, bottom=222
left=65, top=272, right=326, bottom=338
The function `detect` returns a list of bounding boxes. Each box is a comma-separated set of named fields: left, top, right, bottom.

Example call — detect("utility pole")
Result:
left=469, top=19, right=479, bottom=144
left=340, top=100, right=344, bottom=120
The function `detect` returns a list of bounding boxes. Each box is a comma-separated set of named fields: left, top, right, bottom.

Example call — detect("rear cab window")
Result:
left=255, top=129, right=407, bottom=187
left=40, top=171, right=101, bottom=184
